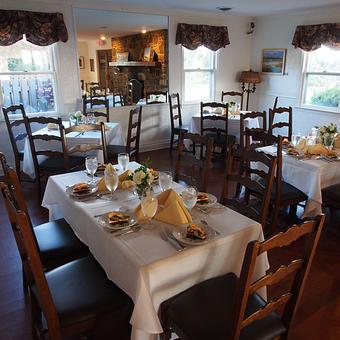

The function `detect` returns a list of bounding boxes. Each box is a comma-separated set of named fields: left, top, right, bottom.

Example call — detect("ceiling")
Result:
left=75, top=9, right=168, bottom=41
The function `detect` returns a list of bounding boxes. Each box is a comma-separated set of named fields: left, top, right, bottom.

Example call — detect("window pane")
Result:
left=0, top=38, right=53, bottom=72
left=307, top=46, right=340, bottom=73
left=304, top=74, right=340, bottom=108
left=1, top=74, right=56, bottom=113
left=184, top=71, right=212, bottom=101
left=183, top=46, right=213, bottom=70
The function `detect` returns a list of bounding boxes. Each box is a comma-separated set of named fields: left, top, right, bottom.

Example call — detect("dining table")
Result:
left=257, top=145, right=340, bottom=218
left=42, top=162, right=269, bottom=340
left=23, top=121, right=125, bottom=179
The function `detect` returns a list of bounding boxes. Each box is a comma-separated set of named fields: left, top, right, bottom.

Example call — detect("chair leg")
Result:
left=169, top=133, right=174, bottom=154
left=15, top=157, right=21, bottom=181
left=30, top=294, right=42, bottom=340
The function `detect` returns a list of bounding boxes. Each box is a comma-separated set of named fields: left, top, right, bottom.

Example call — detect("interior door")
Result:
left=97, top=49, right=113, bottom=91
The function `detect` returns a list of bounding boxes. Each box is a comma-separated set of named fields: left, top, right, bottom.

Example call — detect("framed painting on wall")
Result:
left=79, top=56, right=85, bottom=69
left=262, top=48, right=286, bottom=75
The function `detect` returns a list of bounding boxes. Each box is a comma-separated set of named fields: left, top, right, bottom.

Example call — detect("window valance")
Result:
left=0, top=9, right=68, bottom=46
left=175, top=23, right=230, bottom=51
left=292, top=23, right=340, bottom=51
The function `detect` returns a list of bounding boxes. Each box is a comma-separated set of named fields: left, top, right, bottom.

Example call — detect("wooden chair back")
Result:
left=146, top=91, right=168, bottom=104
left=221, top=146, right=276, bottom=228
left=230, top=215, right=325, bottom=340
left=2, top=184, right=62, bottom=337
left=169, top=93, right=183, bottom=130
left=221, top=91, right=244, bottom=110
left=240, top=111, right=267, bottom=148
left=273, top=96, right=278, bottom=109
left=83, top=97, right=109, bottom=122
left=86, top=81, right=99, bottom=94
left=175, top=132, right=213, bottom=192
left=126, top=106, right=143, bottom=161
left=269, top=107, right=292, bottom=141
left=64, top=123, right=108, bottom=164
left=2, top=104, right=28, bottom=175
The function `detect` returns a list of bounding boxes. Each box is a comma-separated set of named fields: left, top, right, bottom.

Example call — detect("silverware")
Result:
left=160, top=231, right=184, bottom=251
left=114, top=225, right=141, bottom=237
left=200, top=219, right=221, bottom=235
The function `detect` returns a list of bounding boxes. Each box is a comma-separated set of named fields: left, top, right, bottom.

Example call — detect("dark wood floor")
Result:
left=0, top=148, right=340, bottom=339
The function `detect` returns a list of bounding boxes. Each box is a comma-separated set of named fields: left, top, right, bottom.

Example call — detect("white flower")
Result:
left=147, top=172, right=154, bottom=185
left=133, top=170, right=146, bottom=185
left=329, top=124, right=335, bottom=132
left=320, top=127, right=326, bottom=134
left=74, top=111, right=83, bottom=118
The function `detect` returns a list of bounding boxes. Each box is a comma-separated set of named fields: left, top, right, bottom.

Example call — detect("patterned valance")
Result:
left=0, top=9, right=68, bottom=46
left=292, top=23, right=340, bottom=51
left=175, top=23, right=230, bottom=51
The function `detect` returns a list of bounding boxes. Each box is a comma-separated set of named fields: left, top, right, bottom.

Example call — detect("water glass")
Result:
left=104, top=170, right=119, bottom=200
left=181, top=186, right=197, bottom=210
left=85, top=156, right=98, bottom=183
left=323, top=134, right=335, bottom=150
left=159, top=171, right=173, bottom=191
left=118, top=153, right=129, bottom=171
left=141, top=192, right=158, bottom=228
left=291, top=133, right=301, bottom=147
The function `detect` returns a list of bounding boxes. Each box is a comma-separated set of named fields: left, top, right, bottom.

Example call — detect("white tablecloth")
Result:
left=258, top=145, right=340, bottom=217
left=23, top=122, right=125, bottom=178
left=42, top=162, right=268, bottom=340
left=189, top=113, right=260, bottom=143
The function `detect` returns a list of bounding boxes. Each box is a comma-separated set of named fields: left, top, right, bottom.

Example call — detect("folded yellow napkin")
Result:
left=97, top=169, right=133, bottom=192
left=334, top=133, right=340, bottom=149
left=135, top=189, right=192, bottom=226
left=306, top=143, right=329, bottom=156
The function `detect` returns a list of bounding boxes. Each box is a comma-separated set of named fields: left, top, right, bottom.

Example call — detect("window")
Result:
left=182, top=46, right=216, bottom=102
left=301, top=45, right=340, bottom=112
left=0, top=36, right=57, bottom=115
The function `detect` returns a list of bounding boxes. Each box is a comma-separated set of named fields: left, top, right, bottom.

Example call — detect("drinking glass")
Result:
left=291, top=133, right=301, bottom=147
left=159, top=171, right=173, bottom=191
left=141, top=192, right=158, bottom=228
left=181, top=186, right=197, bottom=210
left=323, top=134, right=335, bottom=150
left=104, top=170, right=119, bottom=200
left=86, top=112, right=96, bottom=124
left=85, top=156, right=98, bottom=183
left=118, top=153, right=129, bottom=171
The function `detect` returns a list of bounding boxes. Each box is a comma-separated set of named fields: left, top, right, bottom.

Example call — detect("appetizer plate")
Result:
left=66, top=183, right=98, bottom=198
left=171, top=223, right=214, bottom=246
left=97, top=212, right=136, bottom=231
left=195, top=192, right=217, bottom=208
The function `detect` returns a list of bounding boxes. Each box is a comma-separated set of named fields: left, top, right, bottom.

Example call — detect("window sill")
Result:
left=295, top=105, right=340, bottom=115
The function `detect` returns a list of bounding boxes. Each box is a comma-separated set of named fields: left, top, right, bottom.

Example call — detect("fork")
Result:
left=200, top=219, right=221, bottom=236
left=160, top=231, right=184, bottom=251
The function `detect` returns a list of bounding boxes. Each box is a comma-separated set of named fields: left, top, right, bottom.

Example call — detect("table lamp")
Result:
left=239, top=70, right=261, bottom=111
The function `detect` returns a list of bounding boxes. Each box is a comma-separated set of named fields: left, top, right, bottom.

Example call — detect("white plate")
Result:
left=66, top=183, right=98, bottom=198
left=171, top=223, right=214, bottom=246
left=97, top=212, right=136, bottom=231
left=195, top=192, right=217, bottom=208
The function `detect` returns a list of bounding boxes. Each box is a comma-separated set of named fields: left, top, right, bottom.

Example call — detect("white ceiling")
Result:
left=75, top=9, right=168, bottom=41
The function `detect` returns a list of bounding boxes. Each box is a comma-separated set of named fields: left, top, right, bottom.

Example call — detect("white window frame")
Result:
left=181, top=46, right=216, bottom=104
left=0, top=40, right=59, bottom=120
left=299, top=49, right=340, bottom=114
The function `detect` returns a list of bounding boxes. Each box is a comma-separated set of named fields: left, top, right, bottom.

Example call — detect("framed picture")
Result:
left=90, top=59, right=95, bottom=72
left=116, top=52, right=129, bottom=62
left=79, top=56, right=85, bottom=69
left=143, top=47, right=153, bottom=62
left=262, top=48, right=286, bottom=75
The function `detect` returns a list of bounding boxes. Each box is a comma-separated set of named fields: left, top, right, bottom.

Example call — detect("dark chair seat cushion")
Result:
left=322, top=183, right=340, bottom=202
left=34, top=218, right=89, bottom=269
left=106, top=145, right=127, bottom=157
left=39, top=156, right=84, bottom=171
left=163, top=273, right=286, bottom=340
left=31, top=256, right=133, bottom=328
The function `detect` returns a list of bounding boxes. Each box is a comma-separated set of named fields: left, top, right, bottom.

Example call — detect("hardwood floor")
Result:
left=0, top=148, right=339, bottom=339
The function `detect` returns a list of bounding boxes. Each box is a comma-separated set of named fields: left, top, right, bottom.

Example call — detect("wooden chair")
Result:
left=106, top=106, right=142, bottom=163
left=24, top=116, right=84, bottom=199
left=174, top=132, right=213, bottom=192
left=160, top=215, right=325, bottom=340
left=83, top=96, right=110, bottom=122
left=200, top=102, right=236, bottom=158
left=239, top=111, right=267, bottom=148
left=127, top=79, right=143, bottom=105
left=86, top=81, right=99, bottom=94
left=0, top=160, right=89, bottom=288
left=322, top=184, right=340, bottom=210
left=221, top=91, right=244, bottom=110
left=221, top=146, right=276, bottom=229
left=146, top=91, right=168, bottom=104
left=273, top=96, right=279, bottom=109
left=245, top=131, right=308, bottom=230
left=2, top=185, right=133, bottom=340
left=269, top=106, right=293, bottom=141
left=64, top=122, right=108, bottom=164
left=168, top=93, right=189, bottom=154
left=2, top=104, right=28, bottom=179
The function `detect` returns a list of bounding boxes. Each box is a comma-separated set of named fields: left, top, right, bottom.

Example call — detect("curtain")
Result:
left=292, top=23, right=340, bottom=51
left=176, top=23, right=230, bottom=51
left=0, top=9, right=68, bottom=46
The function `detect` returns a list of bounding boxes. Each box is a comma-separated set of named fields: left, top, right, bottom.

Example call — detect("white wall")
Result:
left=250, top=5, right=340, bottom=134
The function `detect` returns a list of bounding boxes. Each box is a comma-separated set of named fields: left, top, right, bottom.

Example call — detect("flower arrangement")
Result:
left=124, top=165, right=155, bottom=198
left=69, top=111, right=84, bottom=125
left=318, top=123, right=337, bottom=146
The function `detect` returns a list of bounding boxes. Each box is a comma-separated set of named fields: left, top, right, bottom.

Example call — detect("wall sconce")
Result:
left=239, top=70, right=261, bottom=111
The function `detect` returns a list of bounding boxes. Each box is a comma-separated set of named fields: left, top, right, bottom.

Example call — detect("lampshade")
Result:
left=239, top=71, right=261, bottom=84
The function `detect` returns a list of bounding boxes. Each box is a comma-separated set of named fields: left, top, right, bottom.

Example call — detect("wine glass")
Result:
left=159, top=171, right=173, bottom=191
left=291, top=133, right=301, bottom=147
left=323, top=134, right=335, bottom=150
left=104, top=169, right=119, bottom=200
left=181, top=186, right=197, bottom=211
left=85, top=156, right=97, bottom=183
left=118, top=153, right=129, bottom=172
left=141, top=192, right=158, bottom=229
